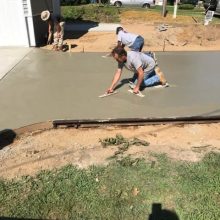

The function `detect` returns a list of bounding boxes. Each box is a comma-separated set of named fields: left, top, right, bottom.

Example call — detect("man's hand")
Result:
left=106, top=88, right=114, bottom=94
left=47, top=33, right=52, bottom=45
left=133, top=86, right=140, bottom=94
left=106, top=69, right=122, bottom=95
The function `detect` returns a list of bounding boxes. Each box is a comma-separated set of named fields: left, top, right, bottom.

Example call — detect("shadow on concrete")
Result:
left=0, top=129, right=16, bottom=150
left=148, top=203, right=180, bottom=220
left=114, top=78, right=133, bottom=90
left=61, top=20, right=99, bottom=50
left=64, top=20, right=99, bottom=40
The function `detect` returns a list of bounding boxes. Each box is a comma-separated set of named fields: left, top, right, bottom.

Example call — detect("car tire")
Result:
left=115, top=1, right=122, bottom=7
left=143, top=3, right=150, bottom=8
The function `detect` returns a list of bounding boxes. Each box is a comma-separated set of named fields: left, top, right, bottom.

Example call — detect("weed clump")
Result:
left=99, top=134, right=150, bottom=161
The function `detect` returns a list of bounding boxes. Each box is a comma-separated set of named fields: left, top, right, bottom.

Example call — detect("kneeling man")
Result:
left=106, top=47, right=167, bottom=94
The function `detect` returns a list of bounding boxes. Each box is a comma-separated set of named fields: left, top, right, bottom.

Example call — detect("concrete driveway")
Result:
left=0, top=47, right=31, bottom=80
left=0, top=48, right=220, bottom=130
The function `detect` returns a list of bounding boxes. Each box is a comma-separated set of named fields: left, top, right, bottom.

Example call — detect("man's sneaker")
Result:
left=153, top=82, right=169, bottom=88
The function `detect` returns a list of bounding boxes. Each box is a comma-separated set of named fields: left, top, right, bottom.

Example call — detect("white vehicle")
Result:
left=110, top=0, right=155, bottom=8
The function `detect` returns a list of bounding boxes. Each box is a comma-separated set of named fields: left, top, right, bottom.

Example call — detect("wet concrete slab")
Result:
left=0, top=49, right=220, bottom=130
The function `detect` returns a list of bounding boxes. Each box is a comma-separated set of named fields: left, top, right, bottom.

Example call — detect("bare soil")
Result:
left=1, top=123, right=220, bottom=179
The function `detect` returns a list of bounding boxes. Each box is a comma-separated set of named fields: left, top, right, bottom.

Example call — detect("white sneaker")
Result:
left=153, top=82, right=169, bottom=88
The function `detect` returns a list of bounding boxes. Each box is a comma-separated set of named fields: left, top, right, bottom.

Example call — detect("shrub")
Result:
left=179, top=0, right=198, bottom=5
left=178, top=3, right=195, bottom=9
left=61, top=5, right=120, bottom=22
left=62, top=6, right=85, bottom=20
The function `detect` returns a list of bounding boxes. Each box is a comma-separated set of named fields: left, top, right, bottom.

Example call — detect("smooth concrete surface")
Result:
left=0, top=47, right=32, bottom=80
left=0, top=49, right=220, bottom=130
left=65, top=23, right=120, bottom=32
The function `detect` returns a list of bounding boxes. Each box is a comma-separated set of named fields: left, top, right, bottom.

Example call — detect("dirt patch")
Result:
left=1, top=123, right=220, bottom=179
left=120, top=10, right=198, bottom=24
left=42, top=11, right=220, bottom=52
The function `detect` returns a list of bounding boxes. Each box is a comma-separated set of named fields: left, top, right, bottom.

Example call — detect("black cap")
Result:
left=116, top=27, right=123, bottom=35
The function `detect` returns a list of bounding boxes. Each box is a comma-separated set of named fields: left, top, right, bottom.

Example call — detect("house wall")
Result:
left=0, top=0, right=60, bottom=47
left=0, top=0, right=29, bottom=46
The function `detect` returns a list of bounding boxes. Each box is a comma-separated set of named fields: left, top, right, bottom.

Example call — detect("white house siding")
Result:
left=0, top=0, right=29, bottom=46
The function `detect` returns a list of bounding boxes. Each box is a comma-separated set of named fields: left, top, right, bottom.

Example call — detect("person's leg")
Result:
left=53, top=32, right=58, bottom=50
left=131, top=67, right=167, bottom=88
left=143, top=70, right=160, bottom=87
left=131, top=36, right=144, bottom=52
left=58, top=35, right=64, bottom=50
left=131, top=70, right=160, bottom=88
left=138, top=36, right=144, bottom=52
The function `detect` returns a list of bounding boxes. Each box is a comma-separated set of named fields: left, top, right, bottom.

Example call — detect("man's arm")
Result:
left=117, top=41, right=125, bottom=48
left=133, top=66, right=144, bottom=94
left=47, top=21, right=53, bottom=45
left=106, top=68, right=122, bottom=93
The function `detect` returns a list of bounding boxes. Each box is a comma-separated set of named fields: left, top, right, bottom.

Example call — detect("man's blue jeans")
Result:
left=130, top=36, right=144, bottom=52
left=132, top=69, right=160, bottom=87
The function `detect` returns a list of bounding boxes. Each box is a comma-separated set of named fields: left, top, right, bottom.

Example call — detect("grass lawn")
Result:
left=1, top=151, right=220, bottom=219
left=61, top=4, right=220, bottom=24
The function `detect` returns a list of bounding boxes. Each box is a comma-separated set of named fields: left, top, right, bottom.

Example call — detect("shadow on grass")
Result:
left=148, top=203, right=180, bottom=220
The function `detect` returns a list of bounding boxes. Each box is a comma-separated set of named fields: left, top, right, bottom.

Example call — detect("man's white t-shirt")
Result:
left=118, top=51, right=156, bottom=74
left=117, top=30, right=138, bottom=47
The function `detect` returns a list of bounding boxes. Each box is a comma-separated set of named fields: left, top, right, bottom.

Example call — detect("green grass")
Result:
left=61, top=5, right=121, bottom=23
left=0, top=152, right=220, bottom=219
left=61, top=4, right=220, bottom=24
left=120, top=5, right=205, bottom=18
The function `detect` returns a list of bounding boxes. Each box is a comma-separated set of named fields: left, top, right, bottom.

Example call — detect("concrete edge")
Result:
left=14, top=121, right=53, bottom=136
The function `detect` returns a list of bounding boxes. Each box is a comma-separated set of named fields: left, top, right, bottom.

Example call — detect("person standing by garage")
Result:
left=41, top=10, right=65, bottom=51
left=116, top=27, right=144, bottom=52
